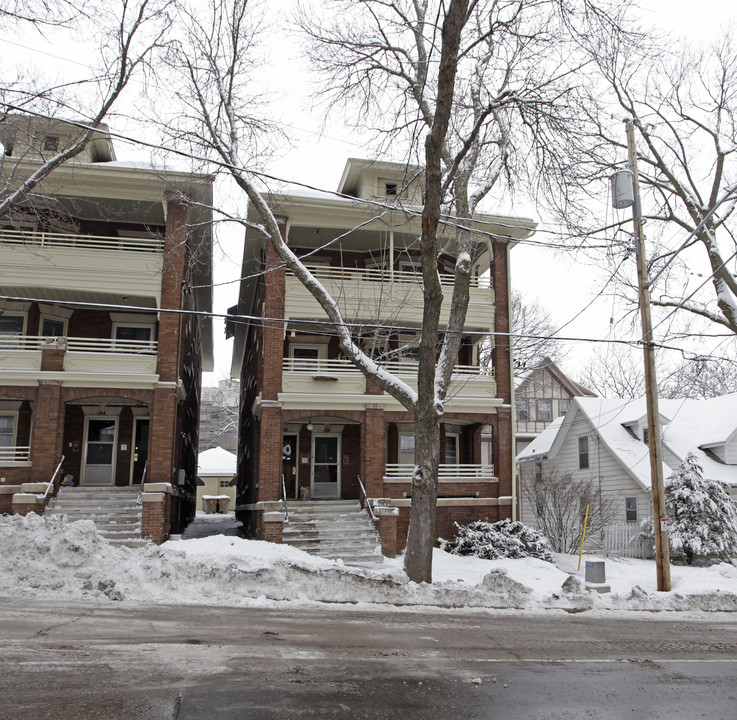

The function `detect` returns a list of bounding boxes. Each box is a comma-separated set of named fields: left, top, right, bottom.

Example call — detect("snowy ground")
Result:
left=2, top=512, right=736, bottom=615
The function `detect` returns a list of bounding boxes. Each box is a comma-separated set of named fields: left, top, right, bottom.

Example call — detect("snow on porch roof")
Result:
left=197, top=447, right=237, bottom=477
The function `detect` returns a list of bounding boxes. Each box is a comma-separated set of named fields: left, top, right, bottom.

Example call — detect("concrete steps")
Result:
left=46, top=486, right=148, bottom=548
left=282, top=500, right=384, bottom=565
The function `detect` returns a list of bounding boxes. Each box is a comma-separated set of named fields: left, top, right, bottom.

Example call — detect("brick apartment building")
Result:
left=0, top=116, right=213, bottom=541
left=229, top=158, right=536, bottom=554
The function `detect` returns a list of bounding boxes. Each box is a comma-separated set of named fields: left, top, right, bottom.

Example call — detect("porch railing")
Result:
left=384, top=463, right=495, bottom=479
left=0, top=335, right=157, bottom=355
left=281, top=474, right=290, bottom=524
left=356, top=474, right=375, bottom=522
left=297, top=264, right=491, bottom=289
left=38, top=455, right=65, bottom=503
left=0, top=446, right=31, bottom=462
left=0, top=228, right=164, bottom=253
left=282, top=357, right=494, bottom=377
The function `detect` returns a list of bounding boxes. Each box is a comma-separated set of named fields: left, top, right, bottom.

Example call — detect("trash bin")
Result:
left=585, top=560, right=606, bottom=584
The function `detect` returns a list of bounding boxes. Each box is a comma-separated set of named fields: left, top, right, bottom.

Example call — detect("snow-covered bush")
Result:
left=439, top=519, right=554, bottom=562
left=641, top=453, right=737, bottom=564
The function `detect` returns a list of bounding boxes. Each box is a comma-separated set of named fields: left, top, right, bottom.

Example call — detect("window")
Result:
left=290, top=345, right=321, bottom=370
left=0, top=315, right=24, bottom=336
left=642, top=428, right=649, bottom=445
left=578, top=435, right=589, bottom=469
left=516, top=399, right=529, bottom=421
left=43, top=135, right=60, bottom=152
left=444, top=433, right=459, bottom=465
left=399, top=433, right=415, bottom=464
left=0, top=413, right=16, bottom=448
left=41, top=317, right=66, bottom=337
left=537, top=400, right=552, bottom=422
left=625, top=497, right=638, bottom=523
left=534, top=461, right=543, bottom=483
left=559, top=399, right=569, bottom=417
left=114, top=324, right=153, bottom=343
left=385, top=182, right=397, bottom=196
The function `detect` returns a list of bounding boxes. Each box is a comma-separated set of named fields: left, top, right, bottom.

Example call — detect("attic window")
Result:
left=43, top=135, right=60, bottom=152
left=385, top=182, right=397, bottom=196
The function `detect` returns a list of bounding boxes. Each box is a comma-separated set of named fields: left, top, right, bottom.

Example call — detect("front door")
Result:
left=83, top=417, right=117, bottom=486
left=282, top=434, right=297, bottom=499
left=311, top=434, right=340, bottom=499
left=131, top=418, right=150, bottom=485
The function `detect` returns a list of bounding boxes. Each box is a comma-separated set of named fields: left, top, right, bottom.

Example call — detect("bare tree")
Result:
left=523, top=470, right=617, bottom=554
left=510, top=289, right=561, bottom=376
left=556, top=28, right=737, bottom=338
left=0, top=0, right=174, bottom=218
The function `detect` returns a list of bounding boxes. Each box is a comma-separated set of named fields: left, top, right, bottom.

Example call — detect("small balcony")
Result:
left=280, top=357, right=497, bottom=411
left=383, top=463, right=497, bottom=497
left=284, top=265, right=494, bottom=329
left=0, top=335, right=158, bottom=377
left=0, top=446, right=31, bottom=462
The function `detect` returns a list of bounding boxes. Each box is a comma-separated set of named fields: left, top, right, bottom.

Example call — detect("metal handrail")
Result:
left=356, top=474, right=376, bottom=522
left=281, top=474, right=289, bottom=524
left=38, top=455, right=65, bottom=502
left=135, top=461, right=149, bottom=506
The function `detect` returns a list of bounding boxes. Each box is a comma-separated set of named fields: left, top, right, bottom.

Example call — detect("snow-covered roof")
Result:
left=516, top=416, right=565, bottom=462
left=197, top=447, right=237, bottom=477
left=520, top=394, right=737, bottom=489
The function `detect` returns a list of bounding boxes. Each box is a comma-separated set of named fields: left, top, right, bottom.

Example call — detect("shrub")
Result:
left=439, top=519, right=554, bottom=562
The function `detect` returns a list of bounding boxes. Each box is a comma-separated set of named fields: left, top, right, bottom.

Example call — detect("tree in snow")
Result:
left=440, top=519, right=554, bottom=562
left=523, top=470, right=617, bottom=554
left=664, top=453, right=737, bottom=564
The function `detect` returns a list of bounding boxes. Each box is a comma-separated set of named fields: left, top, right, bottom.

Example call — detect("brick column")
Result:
left=494, top=406, right=514, bottom=519
left=148, top=383, right=179, bottom=485
left=490, top=240, right=512, bottom=404
left=30, top=381, right=64, bottom=485
left=263, top=511, right=285, bottom=543
left=375, top=506, right=398, bottom=558
left=258, top=404, right=283, bottom=501
left=362, top=406, right=385, bottom=497
left=40, top=340, right=66, bottom=371
left=141, top=490, right=171, bottom=544
left=262, top=239, right=286, bottom=402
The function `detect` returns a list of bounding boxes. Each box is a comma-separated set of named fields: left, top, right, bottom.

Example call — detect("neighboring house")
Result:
left=0, top=116, right=213, bottom=542
left=515, top=356, right=595, bottom=458
left=199, top=379, right=239, bottom=452
left=517, top=394, right=737, bottom=535
left=196, top=446, right=237, bottom=512
left=228, top=157, right=537, bottom=555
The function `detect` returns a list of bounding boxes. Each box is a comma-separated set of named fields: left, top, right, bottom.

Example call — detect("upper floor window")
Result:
left=0, top=315, right=25, bottom=336
left=642, top=428, right=649, bottom=445
left=399, top=433, right=415, bottom=464
left=290, top=345, right=322, bottom=370
left=114, top=324, right=154, bottom=343
left=43, top=135, right=60, bottom=152
left=384, top=182, right=397, bottom=196
left=559, top=399, right=569, bottom=416
left=537, top=400, right=552, bottom=422
left=625, top=496, right=638, bottom=523
left=0, top=413, right=17, bottom=448
left=444, top=433, right=459, bottom=465
left=516, top=399, right=529, bottom=421
left=41, top=317, right=66, bottom=337
left=578, top=436, right=589, bottom=469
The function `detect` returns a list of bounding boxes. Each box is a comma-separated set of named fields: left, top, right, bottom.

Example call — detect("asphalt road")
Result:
left=1, top=598, right=736, bottom=720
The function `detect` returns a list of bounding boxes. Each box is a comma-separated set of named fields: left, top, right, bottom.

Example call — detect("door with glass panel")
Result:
left=311, top=434, right=340, bottom=498
left=83, top=417, right=117, bottom=486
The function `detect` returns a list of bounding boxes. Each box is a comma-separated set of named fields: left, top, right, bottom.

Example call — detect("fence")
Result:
left=586, top=523, right=654, bottom=559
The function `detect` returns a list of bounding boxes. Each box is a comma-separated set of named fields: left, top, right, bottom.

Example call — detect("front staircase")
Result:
left=282, top=500, right=384, bottom=566
left=45, top=486, right=148, bottom=548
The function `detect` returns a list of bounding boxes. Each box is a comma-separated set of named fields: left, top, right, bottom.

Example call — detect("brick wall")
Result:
left=30, top=381, right=64, bottom=484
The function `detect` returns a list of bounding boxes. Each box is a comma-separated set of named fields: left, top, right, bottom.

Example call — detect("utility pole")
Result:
left=611, top=120, right=671, bottom=591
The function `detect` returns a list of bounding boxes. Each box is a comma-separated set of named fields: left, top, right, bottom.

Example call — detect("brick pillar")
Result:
left=141, top=491, right=171, bottom=544
left=30, top=381, right=64, bottom=485
left=263, top=511, right=285, bottom=543
left=491, top=240, right=512, bottom=404
left=494, top=407, right=514, bottom=519
left=262, top=238, right=286, bottom=402
left=375, top=506, right=398, bottom=558
left=258, top=404, right=283, bottom=501
left=40, top=340, right=66, bottom=371
left=157, top=193, right=188, bottom=384
left=362, top=406, right=385, bottom=498
left=148, top=384, right=179, bottom=485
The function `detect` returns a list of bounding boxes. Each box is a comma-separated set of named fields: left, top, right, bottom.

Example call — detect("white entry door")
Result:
left=83, top=417, right=117, bottom=486
left=311, top=434, right=340, bottom=499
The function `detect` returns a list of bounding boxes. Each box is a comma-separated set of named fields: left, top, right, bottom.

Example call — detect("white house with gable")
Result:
left=517, top=394, right=737, bottom=531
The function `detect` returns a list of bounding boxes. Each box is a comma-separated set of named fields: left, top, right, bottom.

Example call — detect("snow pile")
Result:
left=1, top=513, right=736, bottom=614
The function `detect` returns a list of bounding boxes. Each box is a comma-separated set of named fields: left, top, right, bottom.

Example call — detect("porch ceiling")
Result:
left=0, top=286, right=158, bottom=309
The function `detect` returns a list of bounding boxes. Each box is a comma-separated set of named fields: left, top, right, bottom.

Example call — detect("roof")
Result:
left=516, top=357, right=595, bottom=397
left=197, top=447, right=237, bottom=477
left=517, top=394, right=737, bottom=488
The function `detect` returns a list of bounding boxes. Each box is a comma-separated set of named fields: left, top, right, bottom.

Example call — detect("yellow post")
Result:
left=578, top=504, right=590, bottom=571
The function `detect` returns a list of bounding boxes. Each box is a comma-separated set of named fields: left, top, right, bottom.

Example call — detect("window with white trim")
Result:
left=0, top=413, right=17, bottom=448
left=578, top=435, right=589, bottom=469
left=537, top=400, right=552, bottom=422
left=625, top=496, right=638, bottom=523
left=289, top=345, right=323, bottom=370
left=444, top=433, right=459, bottom=465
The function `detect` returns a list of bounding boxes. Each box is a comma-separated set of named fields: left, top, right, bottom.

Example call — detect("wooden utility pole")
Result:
left=625, top=119, right=671, bottom=592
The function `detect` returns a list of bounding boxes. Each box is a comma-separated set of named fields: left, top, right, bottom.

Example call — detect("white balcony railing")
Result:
left=0, top=228, right=164, bottom=253
left=300, top=264, right=491, bottom=289
left=0, top=335, right=157, bottom=355
left=282, top=357, right=494, bottom=377
left=384, top=463, right=496, bottom=479
left=0, top=446, right=31, bottom=462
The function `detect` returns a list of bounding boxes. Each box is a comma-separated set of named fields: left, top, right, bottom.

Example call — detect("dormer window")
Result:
left=385, top=182, right=397, bottom=196
left=43, top=135, right=60, bottom=152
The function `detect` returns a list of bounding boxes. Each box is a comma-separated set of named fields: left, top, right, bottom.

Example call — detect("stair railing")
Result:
left=281, top=474, right=290, bottom=524
left=356, top=474, right=375, bottom=522
left=38, top=455, right=65, bottom=502
left=135, top=461, right=149, bottom=506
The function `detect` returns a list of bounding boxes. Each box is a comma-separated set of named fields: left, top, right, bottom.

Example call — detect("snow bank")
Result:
left=1, top=514, right=736, bottom=614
